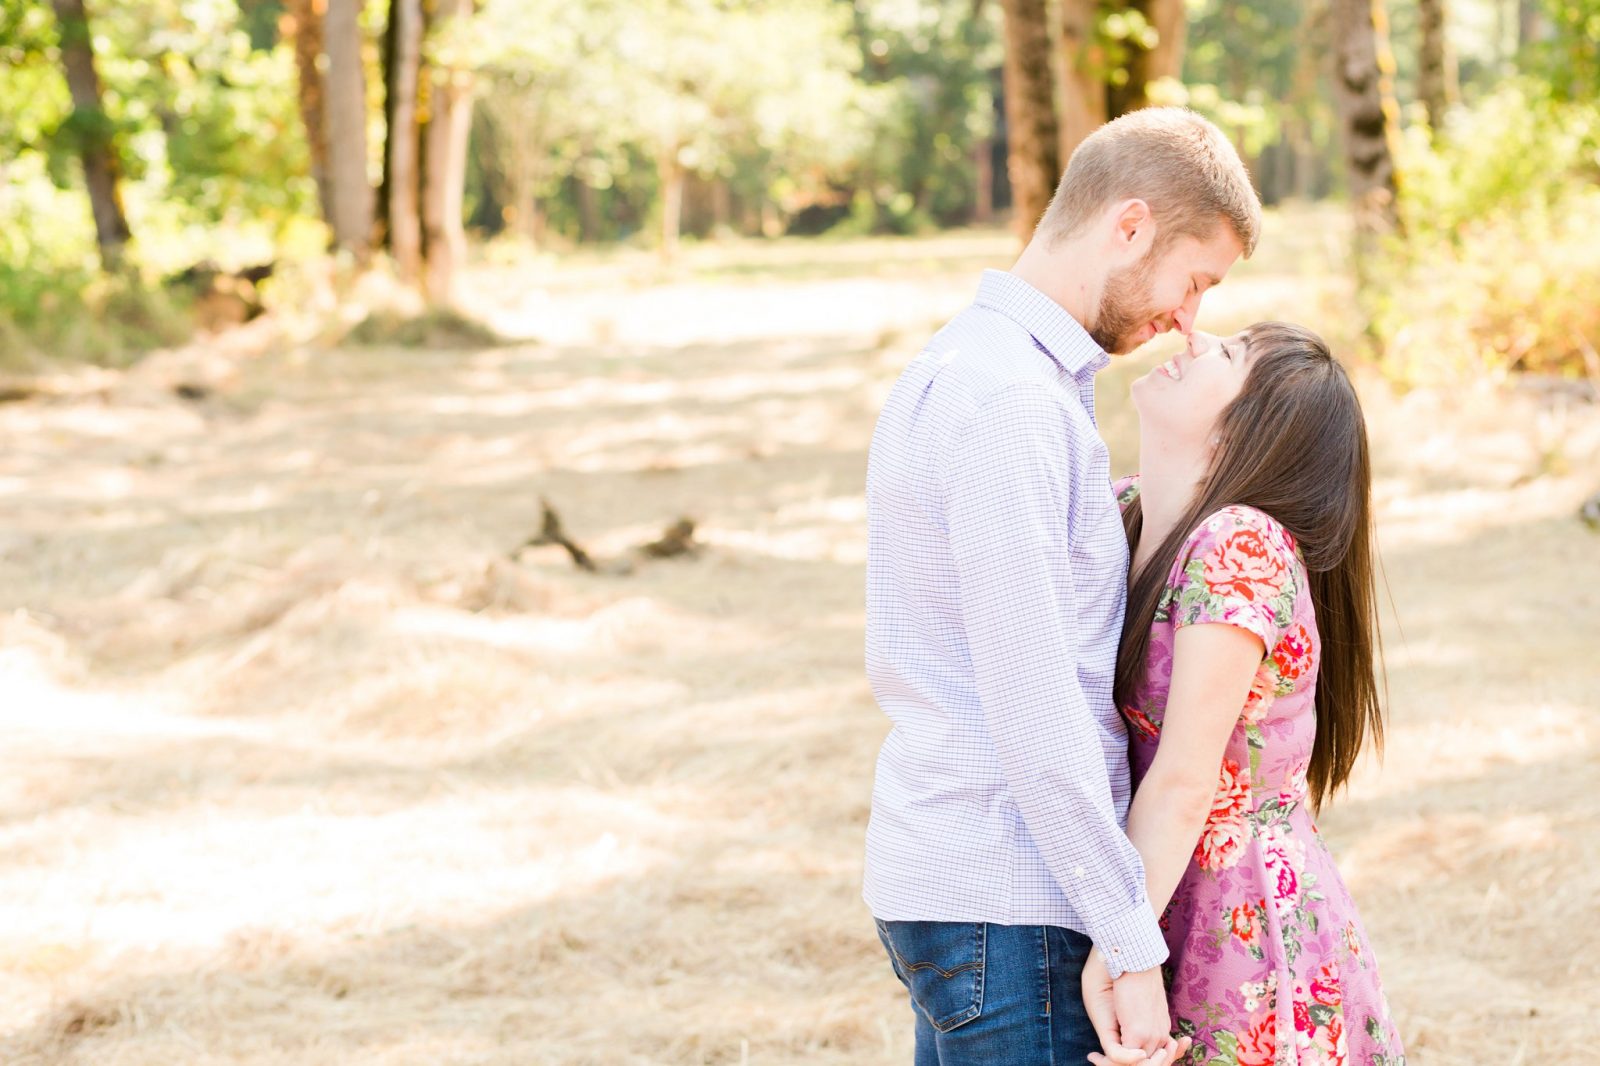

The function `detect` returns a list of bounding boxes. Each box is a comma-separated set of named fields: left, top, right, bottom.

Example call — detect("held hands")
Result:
left=1081, top=947, right=1190, bottom=1066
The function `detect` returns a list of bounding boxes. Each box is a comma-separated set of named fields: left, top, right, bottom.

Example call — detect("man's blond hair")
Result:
left=1040, top=108, right=1261, bottom=257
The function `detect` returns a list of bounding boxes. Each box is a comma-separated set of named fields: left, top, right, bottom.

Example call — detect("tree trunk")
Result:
left=384, top=0, right=424, bottom=280
left=421, top=0, right=473, bottom=304
left=576, top=171, right=600, bottom=241
left=1417, top=0, right=1458, bottom=135
left=657, top=148, right=685, bottom=259
left=49, top=0, right=131, bottom=271
left=323, top=0, right=374, bottom=260
left=1140, top=0, right=1187, bottom=92
left=1058, top=0, right=1107, bottom=168
left=1108, top=0, right=1187, bottom=117
left=999, top=0, right=1061, bottom=240
left=1289, top=0, right=1327, bottom=201
left=1517, top=0, right=1545, bottom=49
left=973, top=134, right=995, bottom=224
left=1330, top=0, right=1402, bottom=261
left=710, top=177, right=731, bottom=236
left=286, top=0, right=334, bottom=231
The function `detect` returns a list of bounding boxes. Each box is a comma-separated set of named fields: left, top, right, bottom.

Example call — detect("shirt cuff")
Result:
left=1091, top=899, right=1169, bottom=980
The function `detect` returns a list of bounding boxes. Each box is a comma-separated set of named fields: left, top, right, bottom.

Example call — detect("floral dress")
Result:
left=1114, top=476, right=1405, bottom=1066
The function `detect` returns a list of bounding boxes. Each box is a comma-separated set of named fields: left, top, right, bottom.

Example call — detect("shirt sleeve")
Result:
left=941, top=384, right=1167, bottom=979
left=1169, top=507, right=1299, bottom=651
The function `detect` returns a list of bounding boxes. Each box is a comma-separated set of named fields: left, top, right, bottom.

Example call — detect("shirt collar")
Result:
left=974, top=269, right=1111, bottom=379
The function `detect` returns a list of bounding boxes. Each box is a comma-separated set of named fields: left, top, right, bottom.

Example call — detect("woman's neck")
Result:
left=1133, top=433, right=1210, bottom=572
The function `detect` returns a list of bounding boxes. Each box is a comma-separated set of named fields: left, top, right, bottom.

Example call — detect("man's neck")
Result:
left=1009, top=234, right=1103, bottom=333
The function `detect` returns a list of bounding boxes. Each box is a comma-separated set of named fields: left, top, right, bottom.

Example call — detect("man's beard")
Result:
left=1089, top=253, right=1160, bottom=354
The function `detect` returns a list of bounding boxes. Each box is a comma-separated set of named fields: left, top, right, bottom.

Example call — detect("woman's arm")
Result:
left=1127, top=622, right=1264, bottom=914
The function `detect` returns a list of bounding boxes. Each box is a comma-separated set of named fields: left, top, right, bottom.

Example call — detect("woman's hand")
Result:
left=1082, top=946, right=1190, bottom=1065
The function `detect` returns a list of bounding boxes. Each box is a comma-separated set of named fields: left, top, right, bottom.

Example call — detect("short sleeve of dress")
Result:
left=1112, top=473, right=1140, bottom=515
left=1167, top=506, right=1299, bottom=653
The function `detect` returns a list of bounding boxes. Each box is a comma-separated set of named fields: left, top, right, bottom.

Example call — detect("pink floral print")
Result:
left=1114, top=476, right=1406, bottom=1066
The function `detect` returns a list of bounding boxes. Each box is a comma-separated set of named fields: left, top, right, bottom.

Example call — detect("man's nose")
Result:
left=1173, top=291, right=1203, bottom=335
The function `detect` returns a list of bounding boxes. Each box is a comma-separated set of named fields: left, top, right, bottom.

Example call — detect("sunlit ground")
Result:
left=1, top=211, right=1596, bottom=1064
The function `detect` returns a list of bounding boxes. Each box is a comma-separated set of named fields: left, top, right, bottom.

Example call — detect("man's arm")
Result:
left=942, top=382, right=1167, bottom=979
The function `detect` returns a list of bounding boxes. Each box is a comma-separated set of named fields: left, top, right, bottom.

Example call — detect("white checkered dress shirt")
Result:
left=862, top=269, right=1167, bottom=978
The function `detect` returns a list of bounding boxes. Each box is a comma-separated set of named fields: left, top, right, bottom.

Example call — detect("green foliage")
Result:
left=1178, top=0, right=1331, bottom=199
left=1, top=0, right=311, bottom=361
left=842, top=0, right=1000, bottom=233
left=0, top=150, right=189, bottom=368
left=1522, top=0, right=1600, bottom=100
left=5, top=0, right=1599, bottom=379
left=466, top=0, right=872, bottom=244
left=1372, top=81, right=1600, bottom=383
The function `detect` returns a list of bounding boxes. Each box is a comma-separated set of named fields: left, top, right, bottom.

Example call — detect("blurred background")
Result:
left=2, top=1, right=1598, bottom=1064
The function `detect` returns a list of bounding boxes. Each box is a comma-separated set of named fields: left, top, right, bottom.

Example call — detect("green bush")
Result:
left=1370, top=81, right=1600, bottom=385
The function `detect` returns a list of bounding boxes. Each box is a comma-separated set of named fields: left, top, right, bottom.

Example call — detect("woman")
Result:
left=1085, top=324, right=1405, bottom=1065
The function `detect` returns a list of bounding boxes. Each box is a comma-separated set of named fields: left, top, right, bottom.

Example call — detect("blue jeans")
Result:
left=875, top=920, right=1099, bottom=1066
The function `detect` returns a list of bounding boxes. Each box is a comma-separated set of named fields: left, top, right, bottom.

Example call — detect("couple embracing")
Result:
left=863, top=108, right=1405, bottom=1066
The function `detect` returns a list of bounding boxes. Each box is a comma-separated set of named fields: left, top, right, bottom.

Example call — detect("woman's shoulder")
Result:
left=1168, top=504, right=1305, bottom=648
left=1184, top=503, right=1299, bottom=564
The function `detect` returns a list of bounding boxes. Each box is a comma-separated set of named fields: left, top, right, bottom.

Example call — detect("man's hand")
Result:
left=1081, top=948, right=1190, bottom=1066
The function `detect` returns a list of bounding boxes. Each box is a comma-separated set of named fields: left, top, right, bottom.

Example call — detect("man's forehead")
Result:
left=1183, top=229, right=1245, bottom=279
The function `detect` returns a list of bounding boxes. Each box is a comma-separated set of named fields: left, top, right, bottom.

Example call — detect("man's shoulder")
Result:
left=935, top=301, right=1043, bottom=361
left=920, top=306, right=1073, bottom=409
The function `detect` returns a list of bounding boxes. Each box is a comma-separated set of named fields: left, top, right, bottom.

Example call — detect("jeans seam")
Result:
left=1042, top=926, right=1056, bottom=1066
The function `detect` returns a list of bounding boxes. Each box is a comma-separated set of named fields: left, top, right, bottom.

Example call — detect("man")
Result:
left=863, top=108, right=1262, bottom=1065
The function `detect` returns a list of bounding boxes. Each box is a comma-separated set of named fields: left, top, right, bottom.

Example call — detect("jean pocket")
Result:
left=876, top=920, right=986, bottom=1034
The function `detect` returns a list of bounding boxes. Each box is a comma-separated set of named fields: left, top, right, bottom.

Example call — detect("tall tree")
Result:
left=383, top=0, right=424, bottom=280
left=323, top=0, right=374, bottom=260
left=285, top=0, right=334, bottom=229
left=1417, top=0, right=1458, bottom=135
left=1330, top=0, right=1402, bottom=259
left=999, top=0, right=1060, bottom=239
left=1516, top=0, right=1544, bottom=50
left=48, top=0, right=130, bottom=270
left=1108, top=0, right=1187, bottom=116
left=421, top=0, right=474, bottom=303
left=1058, top=0, right=1107, bottom=166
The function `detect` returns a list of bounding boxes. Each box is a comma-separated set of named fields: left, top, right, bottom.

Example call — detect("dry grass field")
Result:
left=1, top=221, right=1597, bottom=1064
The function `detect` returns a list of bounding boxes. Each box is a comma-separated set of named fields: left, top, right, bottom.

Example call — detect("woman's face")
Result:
left=1130, top=328, right=1254, bottom=453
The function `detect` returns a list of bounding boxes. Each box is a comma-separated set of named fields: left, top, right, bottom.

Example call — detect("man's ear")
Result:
left=1112, top=198, right=1154, bottom=250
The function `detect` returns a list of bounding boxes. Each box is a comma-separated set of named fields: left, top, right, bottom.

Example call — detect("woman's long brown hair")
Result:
left=1114, top=322, right=1384, bottom=812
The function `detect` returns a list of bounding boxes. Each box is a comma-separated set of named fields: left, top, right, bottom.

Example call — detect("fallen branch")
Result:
left=516, top=501, right=703, bottom=574
left=638, top=518, right=698, bottom=559
left=519, top=498, right=597, bottom=572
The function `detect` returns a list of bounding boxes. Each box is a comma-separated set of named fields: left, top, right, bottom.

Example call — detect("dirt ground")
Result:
left=1, top=223, right=1597, bottom=1065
